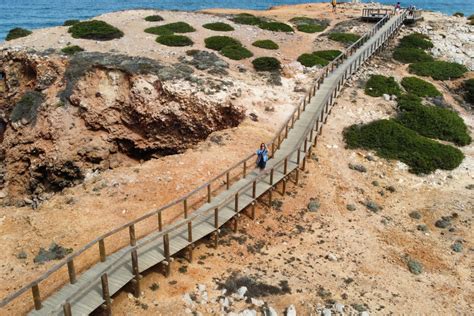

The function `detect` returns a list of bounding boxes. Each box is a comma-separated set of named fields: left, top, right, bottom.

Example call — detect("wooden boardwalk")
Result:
left=19, top=11, right=407, bottom=316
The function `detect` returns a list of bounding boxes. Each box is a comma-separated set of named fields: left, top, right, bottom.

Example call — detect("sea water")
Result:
left=0, top=0, right=472, bottom=41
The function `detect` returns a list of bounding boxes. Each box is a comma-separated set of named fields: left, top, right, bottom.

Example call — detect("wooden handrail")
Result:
left=0, top=10, right=407, bottom=312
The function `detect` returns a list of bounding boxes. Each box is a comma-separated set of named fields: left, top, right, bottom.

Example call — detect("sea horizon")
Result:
left=0, top=0, right=472, bottom=42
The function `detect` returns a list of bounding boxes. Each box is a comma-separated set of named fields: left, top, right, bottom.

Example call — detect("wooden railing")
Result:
left=0, top=11, right=407, bottom=315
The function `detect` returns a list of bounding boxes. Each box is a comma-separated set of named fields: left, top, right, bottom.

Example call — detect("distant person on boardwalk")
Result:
left=395, top=2, right=401, bottom=14
left=256, top=143, right=269, bottom=171
left=331, top=0, right=337, bottom=13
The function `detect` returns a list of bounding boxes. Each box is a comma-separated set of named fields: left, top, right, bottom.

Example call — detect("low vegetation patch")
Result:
left=252, top=39, right=279, bottom=50
left=61, top=45, right=84, bottom=56
left=398, top=33, right=433, bottom=49
left=218, top=273, right=291, bottom=297
left=297, top=24, right=326, bottom=33
left=220, top=45, right=253, bottom=60
left=203, top=22, right=234, bottom=32
left=205, top=36, right=241, bottom=51
left=10, top=91, right=44, bottom=123
left=156, top=34, right=193, bottom=47
left=400, top=77, right=441, bottom=97
left=252, top=57, right=281, bottom=72
left=231, top=13, right=265, bottom=25
left=343, top=119, right=465, bottom=174
left=259, top=22, right=294, bottom=32
left=63, top=19, right=80, bottom=26
left=297, top=50, right=341, bottom=68
left=365, top=75, right=401, bottom=97
left=392, top=47, right=434, bottom=63
left=145, top=22, right=195, bottom=35
left=144, top=15, right=164, bottom=22
left=328, top=32, right=360, bottom=44
left=453, top=12, right=464, bottom=17
left=6, top=28, right=32, bottom=41
left=409, top=61, right=468, bottom=80
left=396, top=94, right=472, bottom=146
left=464, top=79, right=474, bottom=103
left=68, top=20, right=124, bottom=40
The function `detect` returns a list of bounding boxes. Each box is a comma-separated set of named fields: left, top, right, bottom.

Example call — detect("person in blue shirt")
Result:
left=256, top=143, right=269, bottom=171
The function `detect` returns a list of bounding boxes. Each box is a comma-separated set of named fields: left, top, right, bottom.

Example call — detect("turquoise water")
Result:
left=0, top=0, right=472, bottom=41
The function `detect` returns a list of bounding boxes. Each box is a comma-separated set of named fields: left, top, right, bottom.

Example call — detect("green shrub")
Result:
left=10, top=91, right=44, bottom=123
left=231, top=13, right=265, bottom=25
left=297, top=53, right=329, bottom=67
left=64, top=19, right=80, bottom=26
left=464, top=79, right=474, bottom=103
left=393, top=47, right=434, bottom=63
left=409, top=61, right=468, bottom=80
left=61, top=45, right=84, bottom=56
left=68, top=20, right=124, bottom=40
left=203, top=22, right=234, bottom=32
left=145, top=15, right=164, bottom=22
left=252, top=39, right=279, bottom=50
left=398, top=33, right=433, bottom=49
left=259, top=22, right=294, bottom=32
left=313, top=50, right=342, bottom=61
left=400, top=77, right=441, bottom=97
left=365, top=75, right=402, bottom=97
left=328, top=32, right=360, bottom=44
left=205, top=36, right=241, bottom=51
left=396, top=95, right=472, bottom=146
left=453, top=12, right=464, bottom=17
left=252, top=57, right=281, bottom=72
left=156, top=35, right=193, bottom=47
left=343, top=119, right=465, bottom=174
left=145, top=22, right=195, bottom=36
left=289, top=17, right=329, bottom=26
left=220, top=45, right=253, bottom=60
left=297, top=24, right=326, bottom=33
left=6, top=28, right=32, bottom=41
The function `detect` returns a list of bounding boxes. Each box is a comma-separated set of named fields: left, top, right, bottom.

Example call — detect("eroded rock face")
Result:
left=0, top=50, right=244, bottom=202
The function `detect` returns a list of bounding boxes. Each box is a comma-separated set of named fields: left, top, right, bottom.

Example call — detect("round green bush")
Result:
left=252, top=57, right=281, bottom=72
left=64, top=19, right=80, bottom=26
left=156, top=35, right=193, bottom=47
left=409, top=61, right=468, bottom=80
left=464, top=79, right=474, bottom=104
left=146, top=22, right=195, bottom=36
left=393, top=47, right=434, bottom=63
left=259, top=22, right=294, bottom=32
left=145, top=26, right=174, bottom=36
left=398, top=33, right=433, bottom=49
left=145, top=15, right=164, bottom=22
left=313, top=50, right=342, bottom=61
left=220, top=45, right=253, bottom=60
left=6, top=28, right=32, bottom=41
left=203, top=22, right=234, bottom=32
left=328, top=32, right=361, bottom=44
left=68, top=20, right=124, bottom=41
left=231, top=13, right=265, bottom=25
left=453, top=12, right=464, bottom=17
left=205, top=36, right=241, bottom=51
left=400, top=77, right=441, bottom=97
left=252, top=39, right=279, bottom=50
left=396, top=94, right=471, bottom=146
left=297, top=24, right=325, bottom=33
left=298, top=53, right=329, bottom=67
left=343, top=119, right=465, bottom=174
left=61, top=45, right=84, bottom=56
left=365, top=75, right=402, bottom=97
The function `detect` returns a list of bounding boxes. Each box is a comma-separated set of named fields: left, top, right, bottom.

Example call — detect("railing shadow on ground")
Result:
left=0, top=10, right=408, bottom=315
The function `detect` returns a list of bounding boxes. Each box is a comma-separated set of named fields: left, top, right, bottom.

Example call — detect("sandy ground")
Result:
left=0, top=2, right=473, bottom=315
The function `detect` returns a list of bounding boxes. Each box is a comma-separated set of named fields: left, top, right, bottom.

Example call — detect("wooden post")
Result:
left=251, top=202, right=256, bottom=220
left=187, top=222, right=193, bottom=263
left=63, top=302, right=72, bottom=316
left=295, top=168, right=300, bottom=185
left=297, top=148, right=301, bottom=165
left=183, top=199, right=188, bottom=219
left=233, top=215, right=238, bottom=233
left=284, top=158, right=288, bottom=174
left=281, top=179, right=287, bottom=195
left=131, top=250, right=140, bottom=298
left=252, top=181, right=256, bottom=198
left=271, top=142, right=275, bottom=157
left=285, top=125, right=289, bottom=139
left=277, top=134, right=281, bottom=149
left=67, top=260, right=77, bottom=284
left=268, top=188, right=273, bottom=206
left=235, top=192, right=239, bottom=212
left=32, top=284, right=41, bottom=311
left=129, top=224, right=136, bottom=246
left=158, top=212, right=163, bottom=231
left=270, top=168, right=274, bottom=185
left=99, top=239, right=106, bottom=262
left=101, top=274, right=112, bottom=315
left=214, top=208, right=219, bottom=229
left=164, top=234, right=171, bottom=277
left=302, top=155, right=307, bottom=171
left=243, top=161, right=247, bottom=179
left=207, top=184, right=211, bottom=202
left=226, top=172, right=230, bottom=190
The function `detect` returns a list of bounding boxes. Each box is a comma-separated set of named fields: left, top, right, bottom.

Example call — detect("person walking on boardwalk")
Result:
left=331, top=0, right=337, bottom=13
left=395, top=2, right=401, bottom=14
left=256, top=143, right=269, bottom=171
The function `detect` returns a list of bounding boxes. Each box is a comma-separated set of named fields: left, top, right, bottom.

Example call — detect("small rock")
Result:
left=349, top=163, right=367, bottom=173
left=409, top=211, right=422, bottom=219
left=334, top=302, right=344, bottom=314
left=322, top=309, right=332, bottom=316
left=307, top=198, right=320, bottom=212
left=417, top=224, right=428, bottom=232
left=365, top=200, right=381, bottom=213
left=219, top=296, right=230, bottom=308
left=346, top=204, right=356, bottom=211
left=251, top=298, right=264, bottom=307
left=182, top=293, right=194, bottom=306
left=383, top=94, right=390, bottom=101
left=197, top=284, right=206, bottom=292
left=371, top=180, right=379, bottom=187
left=435, top=217, right=451, bottom=229
left=17, top=251, right=27, bottom=259
left=237, top=286, right=247, bottom=297
left=451, top=241, right=463, bottom=253
left=241, top=309, right=257, bottom=316
left=360, top=312, right=370, bottom=316
left=466, top=184, right=474, bottom=190
left=249, top=113, right=258, bottom=122
left=326, top=253, right=337, bottom=262
left=286, top=305, right=296, bottom=316
left=262, top=306, right=278, bottom=316
left=407, top=259, right=423, bottom=275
